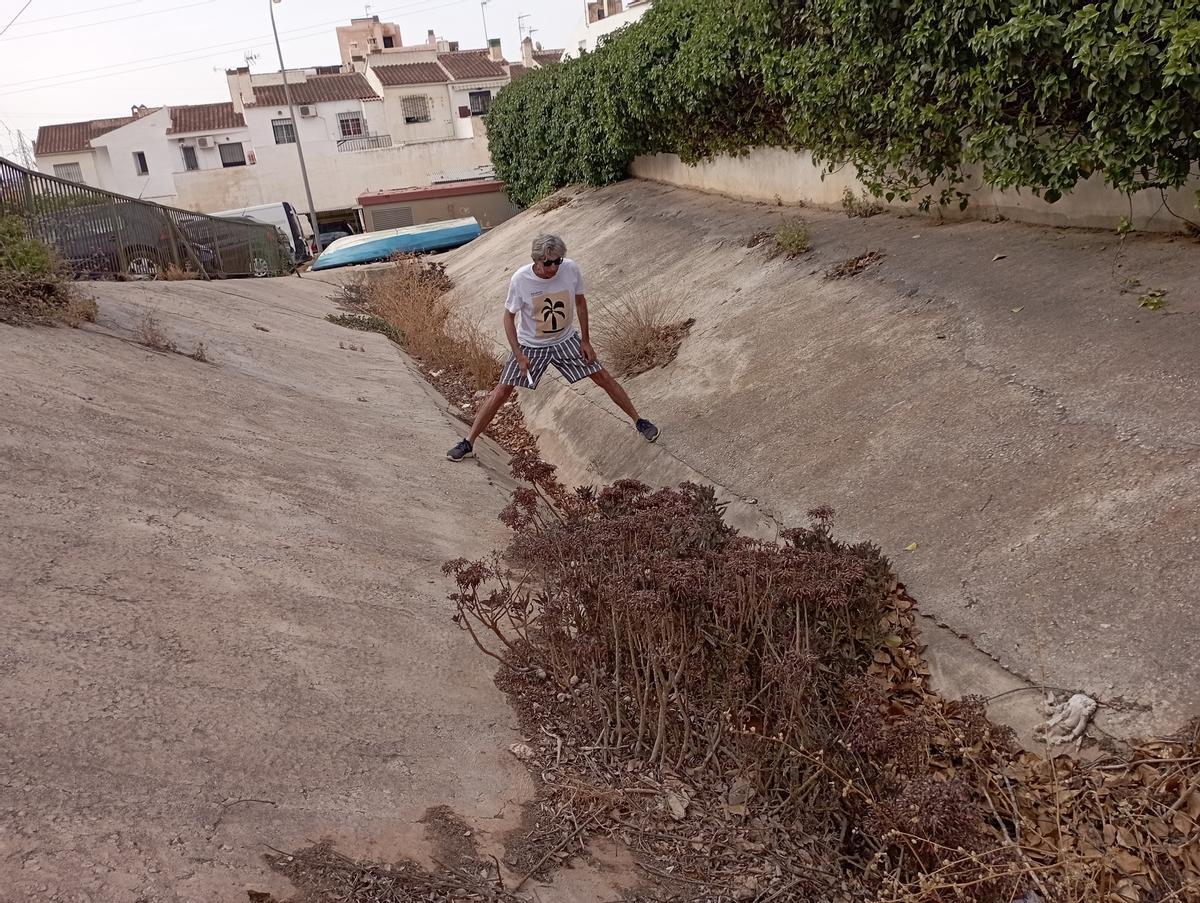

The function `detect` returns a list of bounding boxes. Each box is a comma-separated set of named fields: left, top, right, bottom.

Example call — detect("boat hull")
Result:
left=312, top=217, right=482, bottom=270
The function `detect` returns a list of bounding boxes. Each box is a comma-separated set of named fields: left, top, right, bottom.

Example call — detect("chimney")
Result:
left=426, top=29, right=436, bottom=46
left=487, top=37, right=503, bottom=62
left=521, top=36, right=535, bottom=67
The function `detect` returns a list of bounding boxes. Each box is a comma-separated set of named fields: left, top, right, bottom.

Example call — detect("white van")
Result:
left=211, top=202, right=314, bottom=264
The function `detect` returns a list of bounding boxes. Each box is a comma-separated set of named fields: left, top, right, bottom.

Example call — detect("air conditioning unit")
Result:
left=299, top=105, right=317, bottom=118
left=197, top=136, right=214, bottom=149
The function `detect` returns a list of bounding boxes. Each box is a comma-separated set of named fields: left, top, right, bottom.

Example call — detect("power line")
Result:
left=0, top=0, right=36, bottom=38
left=14, top=0, right=142, bottom=26
left=0, top=0, right=214, bottom=42
left=1, top=19, right=336, bottom=90
left=0, top=0, right=476, bottom=97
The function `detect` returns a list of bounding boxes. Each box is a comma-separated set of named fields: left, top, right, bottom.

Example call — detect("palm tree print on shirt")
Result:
left=534, top=291, right=572, bottom=337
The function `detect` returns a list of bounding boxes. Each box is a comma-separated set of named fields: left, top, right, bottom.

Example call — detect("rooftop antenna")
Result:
left=518, top=13, right=532, bottom=39
left=244, top=50, right=260, bottom=67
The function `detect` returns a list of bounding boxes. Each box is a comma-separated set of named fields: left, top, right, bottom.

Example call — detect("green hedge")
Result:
left=0, top=215, right=56, bottom=274
left=487, top=0, right=1200, bottom=210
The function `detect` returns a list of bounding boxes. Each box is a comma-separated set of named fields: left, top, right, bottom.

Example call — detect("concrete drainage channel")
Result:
left=440, top=178, right=1200, bottom=745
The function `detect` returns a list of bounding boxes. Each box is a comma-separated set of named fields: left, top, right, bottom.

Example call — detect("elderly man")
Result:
left=447, top=234, right=660, bottom=461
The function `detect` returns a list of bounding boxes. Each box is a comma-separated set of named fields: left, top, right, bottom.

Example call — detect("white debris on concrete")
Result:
left=1035, top=693, right=1098, bottom=746
left=508, top=742, right=537, bottom=761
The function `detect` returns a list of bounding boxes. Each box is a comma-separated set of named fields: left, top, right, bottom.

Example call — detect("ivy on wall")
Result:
left=487, top=0, right=1200, bottom=211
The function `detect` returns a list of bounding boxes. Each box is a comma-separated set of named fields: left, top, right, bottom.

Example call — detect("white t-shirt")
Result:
left=504, top=259, right=586, bottom=347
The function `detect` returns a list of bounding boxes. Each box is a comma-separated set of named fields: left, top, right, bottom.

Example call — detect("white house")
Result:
left=32, top=18, right=513, bottom=229
left=563, top=0, right=654, bottom=59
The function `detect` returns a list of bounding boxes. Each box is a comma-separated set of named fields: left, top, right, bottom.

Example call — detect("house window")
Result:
left=383, top=35, right=394, bottom=48
left=133, top=151, right=149, bottom=176
left=401, top=95, right=431, bottom=124
left=219, top=142, right=247, bottom=167
left=272, top=118, right=297, bottom=144
left=337, top=112, right=366, bottom=138
left=52, top=162, right=84, bottom=182
left=468, top=90, right=492, bottom=116
left=181, top=146, right=199, bottom=171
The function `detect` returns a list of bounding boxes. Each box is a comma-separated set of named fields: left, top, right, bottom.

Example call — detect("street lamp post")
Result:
left=269, top=0, right=320, bottom=259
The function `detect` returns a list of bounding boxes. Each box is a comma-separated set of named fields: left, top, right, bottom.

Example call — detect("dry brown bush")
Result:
left=593, top=289, right=694, bottom=378
left=445, top=462, right=1200, bottom=902
left=0, top=217, right=85, bottom=327
left=59, top=296, right=99, bottom=328
left=159, top=264, right=201, bottom=281
left=134, top=311, right=177, bottom=352
left=356, top=255, right=499, bottom=390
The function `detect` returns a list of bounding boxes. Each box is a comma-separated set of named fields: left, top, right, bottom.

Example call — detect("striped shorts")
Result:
left=500, top=332, right=603, bottom=389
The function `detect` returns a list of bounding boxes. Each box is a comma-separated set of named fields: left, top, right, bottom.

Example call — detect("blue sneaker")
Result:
left=635, top=419, right=660, bottom=443
left=447, top=439, right=475, bottom=461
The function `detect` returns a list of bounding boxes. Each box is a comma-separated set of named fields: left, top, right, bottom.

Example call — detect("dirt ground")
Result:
left=445, top=180, right=1200, bottom=742
left=0, top=278, right=627, bottom=902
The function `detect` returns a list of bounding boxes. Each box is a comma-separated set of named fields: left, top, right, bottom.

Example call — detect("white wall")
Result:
left=563, top=3, right=653, bottom=58
left=379, top=86, right=457, bottom=143
left=36, top=151, right=102, bottom=188
left=170, top=128, right=254, bottom=175
left=449, top=79, right=503, bottom=139
left=245, top=99, right=387, bottom=152
left=631, top=148, right=1200, bottom=234
left=88, top=108, right=179, bottom=203
left=173, top=135, right=494, bottom=214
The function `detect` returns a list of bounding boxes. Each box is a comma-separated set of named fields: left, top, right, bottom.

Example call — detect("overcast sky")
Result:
left=0, top=0, right=582, bottom=160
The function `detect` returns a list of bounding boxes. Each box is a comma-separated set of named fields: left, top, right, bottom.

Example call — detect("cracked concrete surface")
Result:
left=444, top=179, right=1199, bottom=740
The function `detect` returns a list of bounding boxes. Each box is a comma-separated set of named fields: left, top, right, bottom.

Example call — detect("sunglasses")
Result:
left=539, top=257, right=564, bottom=267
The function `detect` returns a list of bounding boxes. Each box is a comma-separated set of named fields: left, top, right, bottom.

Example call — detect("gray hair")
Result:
left=531, top=234, right=567, bottom=262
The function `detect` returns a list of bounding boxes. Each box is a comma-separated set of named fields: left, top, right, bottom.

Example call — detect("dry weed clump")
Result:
left=593, top=289, right=694, bottom=378
left=133, top=311, right=177, bottom=353
left=256, top=841, right=521, bottom=903
left=336, top=255, right=499, bottom=390
left=0, top=213, right=88, bottom=327
left=827, top=250, right=886, bottom=280
left=60, top=296, right=99, bottom=328
left=772, top=218, right=812, bottom=256
left=534, top=192, right=573, bottom=216
left=445, top=462, right=1200, bottom=902
left=842, top=188, right=884, bottom=218
left=159, top=264, right=201, bottom=281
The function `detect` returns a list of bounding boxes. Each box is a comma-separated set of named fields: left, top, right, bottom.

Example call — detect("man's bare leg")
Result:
left=589, top=369, right=639, bottom=422
left=467, top=383, right=515, bottom=444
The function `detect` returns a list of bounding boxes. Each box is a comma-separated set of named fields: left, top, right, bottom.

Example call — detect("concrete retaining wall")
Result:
left=631, top=149, right=1200, bottom=234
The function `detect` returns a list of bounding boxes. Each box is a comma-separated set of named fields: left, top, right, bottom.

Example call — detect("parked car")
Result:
left=210, top=201, right=313, bottom=264
left=33, top=202, right=215, bottom=279
left=176, top=214, right=292, bottom=278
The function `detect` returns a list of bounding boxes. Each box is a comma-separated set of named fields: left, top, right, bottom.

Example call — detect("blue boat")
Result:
left=311, top=217, right=482, bottom=270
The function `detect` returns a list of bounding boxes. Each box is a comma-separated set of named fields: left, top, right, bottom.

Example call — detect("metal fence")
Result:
left=0, top=157, right=293, bottom=280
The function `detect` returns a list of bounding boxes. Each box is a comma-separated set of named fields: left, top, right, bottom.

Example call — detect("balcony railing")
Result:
left=337, top=133, right=393, bottom=152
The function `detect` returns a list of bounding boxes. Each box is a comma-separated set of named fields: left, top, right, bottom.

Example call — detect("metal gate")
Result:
left=0, top=157, right=292, bottom=280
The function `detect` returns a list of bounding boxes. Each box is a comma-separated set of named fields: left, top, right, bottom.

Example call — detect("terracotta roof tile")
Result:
left=167, top=102, right=245, bottom=135
left=35, top=116, right=134, bottom=155
left=437, top=51, right=507, bottom=81
left=251, top=73, right=381, bottom=107
left=374, top=61, right=450, bottom=86
left=507, top=63, right=531, bottom=80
